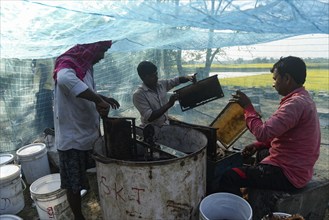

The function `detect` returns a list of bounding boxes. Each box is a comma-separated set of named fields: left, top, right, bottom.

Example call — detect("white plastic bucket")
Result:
left=29, top=173, right=73, bottom=220
left=0, top=165, right=25, bottom=215
left=199, top=192, right=252, bottom=220
left=0, top=214, right=23, bottom=220
left=0, top=154, right=14, bottom=166
left=16, top=143, right=50, bottom=184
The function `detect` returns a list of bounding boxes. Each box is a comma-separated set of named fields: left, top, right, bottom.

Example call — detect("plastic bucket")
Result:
left=16, top=143, right=50, bottom=184
left=0, top=154, right=14, bottom=166
left=0, top=165, right=25, bottom=215
left=0, top=214, right=23, bottom=220
left=199, top=192, right=252, bottom=220
left=30, top=173, right=73, bottom=220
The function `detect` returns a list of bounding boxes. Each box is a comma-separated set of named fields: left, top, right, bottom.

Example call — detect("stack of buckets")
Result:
left=0, top=153, right=25, bottom=217
left=0, top=143, right=73, bottom=219
left=16, top=143, right=51, bottom=185
left=18, top=143, right=73, bottom=219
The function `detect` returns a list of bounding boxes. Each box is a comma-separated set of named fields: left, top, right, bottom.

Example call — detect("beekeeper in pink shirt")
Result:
left=217, top=56, right=320, bottom=196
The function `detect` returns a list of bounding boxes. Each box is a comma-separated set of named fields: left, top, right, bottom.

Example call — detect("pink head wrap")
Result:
left=53, top=40, right=112, bottom=82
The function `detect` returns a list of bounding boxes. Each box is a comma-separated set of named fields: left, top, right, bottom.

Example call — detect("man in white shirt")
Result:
left=53, top=40, right=120, bottom=220
left=133, top=61, right=194, bottom=127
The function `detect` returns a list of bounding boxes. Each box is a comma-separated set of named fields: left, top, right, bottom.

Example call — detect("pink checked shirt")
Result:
left=244, top=87, right=320, bottom=188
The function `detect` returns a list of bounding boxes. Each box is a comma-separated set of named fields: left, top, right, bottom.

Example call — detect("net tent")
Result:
left=0, top=0, right=328, bottom=152
left=1, top=0, right=328, bottom=59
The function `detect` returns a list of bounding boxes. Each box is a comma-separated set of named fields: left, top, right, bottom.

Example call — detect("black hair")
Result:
left=270, top=56, right=306, bottom=85
left=137, top=61, right=157, bottom=78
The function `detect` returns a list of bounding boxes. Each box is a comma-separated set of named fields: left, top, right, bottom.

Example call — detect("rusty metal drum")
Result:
left=93, top=125, right=208, bottom=220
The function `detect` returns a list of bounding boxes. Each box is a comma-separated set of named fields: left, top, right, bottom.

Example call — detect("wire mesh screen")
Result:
left=1, top=50, right=328, bottom=153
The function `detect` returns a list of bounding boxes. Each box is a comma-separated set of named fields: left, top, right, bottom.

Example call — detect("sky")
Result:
left=219, top=34, right=329, bottom=60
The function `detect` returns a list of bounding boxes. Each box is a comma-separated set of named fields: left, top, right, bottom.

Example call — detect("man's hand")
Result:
left=102, top=97, right=120, bottom=109
left=96, top=100, right=110, bottom=117
left=179, top=75, right=195, bottom=83
left=168, top=93, right=179, bottom=107
left=241, top=143, right=257, bottom=158
left=229, top=90, right=252, bottom=109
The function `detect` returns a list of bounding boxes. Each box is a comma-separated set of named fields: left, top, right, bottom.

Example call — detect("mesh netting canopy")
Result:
left=1, top=0, right=328, bottom=59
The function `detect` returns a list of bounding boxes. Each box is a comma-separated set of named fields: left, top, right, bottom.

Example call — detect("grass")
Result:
left=184, top=63, right=273, bottom=69
left=181, top=63, right=328, bottom=91
left=184, top=62, right=329, bottom=69
left=219, top=69, right=329, bottom=92
left=210, top=63, right=273, bottom=69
